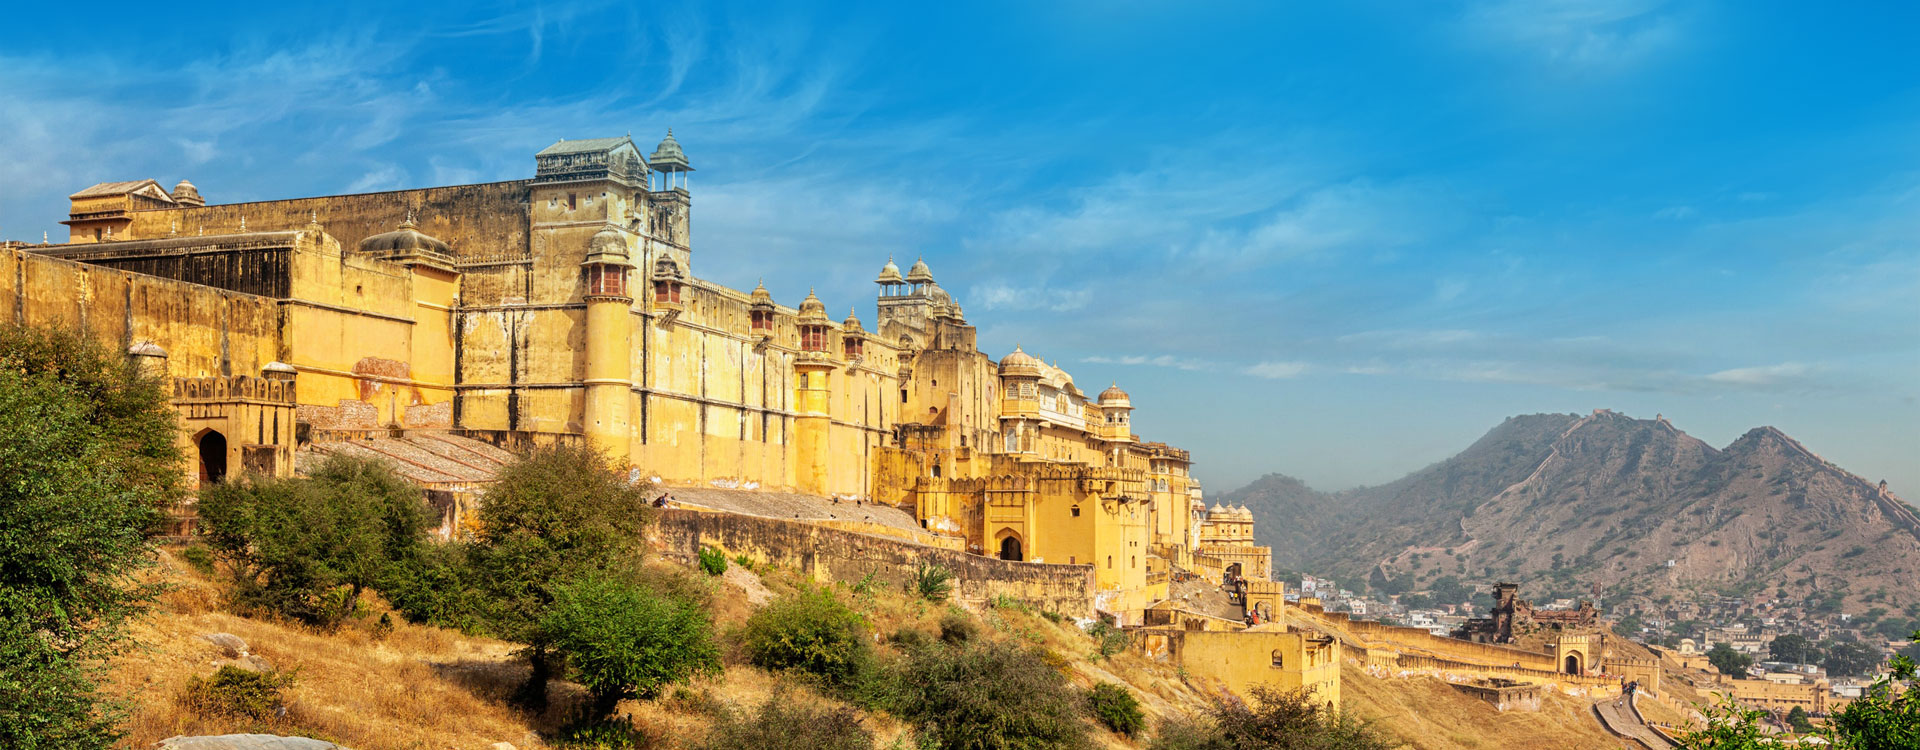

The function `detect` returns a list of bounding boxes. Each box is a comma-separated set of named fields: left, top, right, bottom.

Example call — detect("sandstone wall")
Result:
left=648, top=509, right=1093, bottom=616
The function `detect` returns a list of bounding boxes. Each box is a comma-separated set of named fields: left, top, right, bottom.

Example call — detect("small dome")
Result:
left=585, top=224, right=629, bottom=262
left=652, top=254, right=684, bottom=280
left=843, top=308, right=865, bottom=333
left=876, top=257, right=904, bottom=285
left=906, top=257, right=934, bottom=284
left=999, top=346, right=1042, bottom=377
left=1236, top=506, right=1254, bottom=519
left=649, top=128, right=692, bottom=170
left=1099, top=383, right=1131, bottom=407
left=262, top=361, right=297, bottom=376
left=1210, top=503, right=1228, bottom=515
left=170, top=179, right=204, bottom=206
left=796, top=288, right=829, bottom=323
left=750, top=279, right=774, bottom=307
left=128, top=341, right=167, bottom=358
left=927, top=283, right=952, bottom=305
left=359, top=217, right=451, bottom=258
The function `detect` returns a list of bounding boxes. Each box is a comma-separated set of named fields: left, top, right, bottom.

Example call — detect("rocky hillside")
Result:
left=1222, top=410, right=1920, bottom=611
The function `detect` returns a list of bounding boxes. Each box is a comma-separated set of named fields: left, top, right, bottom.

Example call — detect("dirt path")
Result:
left=1594, top=694, right=1676, bottom=749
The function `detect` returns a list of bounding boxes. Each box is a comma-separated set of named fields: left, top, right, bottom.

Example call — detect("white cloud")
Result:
left=1244, top=361, right=1310, bottom=379
left=1083, top=354, right=1210, bottom=371
left=1706, top=362, right=1813, bottom=388
left=1654, top=205, right=1696, bottom=220
left=974, top=283, right=1092, bottom=312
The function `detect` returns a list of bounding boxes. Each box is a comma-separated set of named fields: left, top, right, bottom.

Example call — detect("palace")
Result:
left=2, top=131, right=1274, bottom=624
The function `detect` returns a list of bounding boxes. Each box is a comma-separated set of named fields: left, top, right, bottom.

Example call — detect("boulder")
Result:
left=198, top=633, right=250, bottom=658
left=157, top=735, right=346, bottom=750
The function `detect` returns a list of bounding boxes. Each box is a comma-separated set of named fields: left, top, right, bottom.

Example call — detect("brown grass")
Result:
left=1338, top=661, right=1638, bottom=750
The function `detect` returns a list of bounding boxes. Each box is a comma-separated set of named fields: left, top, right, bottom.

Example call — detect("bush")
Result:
left=1148, top=685, right=1395, bottom=750
left=913, top=562, right=954, bottom=602
left=180, top=545, right=217, bottom=577
left=896, top=639, right=1090, bottom=750
left=939, top=611, right=978, bottom=645
left=1088, top=682, right=1145, bottom=737
left=0, top=324, right=183, bottom=749
left=180, top=666, right=298, bottom=721
left=557, top=714, right=649, bottom=749
left=740, top=587, right=871, bottom=689
left=197, top=454, right=434, bottom=628
left=1086, top=620, right=1130, bottom=659
left=699, top=691, right=875, bottom=750
left=544, top=574, right=721, bottom=718
left=698, top=546, right=728, bottom=576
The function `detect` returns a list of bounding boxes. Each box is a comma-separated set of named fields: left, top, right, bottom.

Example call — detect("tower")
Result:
left=793, top=289, right=836, bottom=494
left=581, top=224, right=635, bottom=463
left=647, top=129, right=694, bottom=269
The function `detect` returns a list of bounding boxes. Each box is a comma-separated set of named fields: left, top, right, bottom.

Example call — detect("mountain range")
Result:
left=1217, top=410, right=1920, bottom=614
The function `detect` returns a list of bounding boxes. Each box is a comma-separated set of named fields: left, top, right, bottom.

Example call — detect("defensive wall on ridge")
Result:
left=1292, top=602, right=1623, bottom=697
left=647, top=508, right=1095, bottom=616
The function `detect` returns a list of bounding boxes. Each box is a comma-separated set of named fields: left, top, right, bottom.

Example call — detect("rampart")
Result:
left=647, top=508, right=1093, bottom=616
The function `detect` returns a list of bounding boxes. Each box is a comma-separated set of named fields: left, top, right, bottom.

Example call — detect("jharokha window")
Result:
left=750, top=309, right=774, bottom=331
left=843, top=337, right=864, bottom=359
left=799, top=325, right=828, bottom=352
left=653, top=280, right=682, bottom=304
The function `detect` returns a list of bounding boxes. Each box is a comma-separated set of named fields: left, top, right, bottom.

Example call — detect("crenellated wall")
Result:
left=647, top=508, right=1094, bottom=616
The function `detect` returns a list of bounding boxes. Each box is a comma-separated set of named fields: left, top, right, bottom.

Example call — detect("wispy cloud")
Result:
left=1082, top=354, right=1211, bottom=372
left=1467, top=0, right=1683, bottom=67
left=1245, top=361, right=1310, bottom=379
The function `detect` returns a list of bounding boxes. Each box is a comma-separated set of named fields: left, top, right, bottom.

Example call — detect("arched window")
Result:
left=1271, top=650, right=1285, bottom=668
left=196, top=429, right=228, bottom=485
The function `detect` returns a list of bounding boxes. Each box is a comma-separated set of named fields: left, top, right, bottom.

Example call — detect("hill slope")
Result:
left=1223, top=410, right=1920, bottom=610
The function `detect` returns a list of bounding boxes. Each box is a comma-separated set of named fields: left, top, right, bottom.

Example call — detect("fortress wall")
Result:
left=1307, top=607, right=1561, bottom=672
left=3, top=247, right=281, bottom=379
left=121, top=181, right=533, bottom=261
left=649, top=508, right=1092, bottom=616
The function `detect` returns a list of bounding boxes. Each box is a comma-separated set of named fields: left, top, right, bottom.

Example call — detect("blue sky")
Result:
left=3, top=0, right=1916, bottom=498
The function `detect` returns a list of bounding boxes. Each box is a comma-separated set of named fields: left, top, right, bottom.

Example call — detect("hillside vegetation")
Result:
left=1223, top=411, right=1920, bottom=611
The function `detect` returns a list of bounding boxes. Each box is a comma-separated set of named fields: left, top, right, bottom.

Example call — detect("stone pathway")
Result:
left=1593, top=694, right=1676, bottom=749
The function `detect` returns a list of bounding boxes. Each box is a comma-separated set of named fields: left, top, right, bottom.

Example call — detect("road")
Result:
left=1594, top=693, right=1677, bottom=749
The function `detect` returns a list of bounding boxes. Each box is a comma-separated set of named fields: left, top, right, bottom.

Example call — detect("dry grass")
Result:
left=1338, top=662, right=1638, bottom=750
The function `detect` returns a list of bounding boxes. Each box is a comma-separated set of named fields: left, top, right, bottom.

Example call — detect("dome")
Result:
left=906, top=257, right=934, bottom=284
left=359, top=217, right=451, bottom=259
left=649, top=128, right=692, bottom=171
left=998, top=346, right=1042, bottom=378
left=1236, top=505, right=1254, bottom=519
left=1210, top=503, right=1228, bottom=516
left=843, top=308, right=866, bottom=333
left=927, top=283, right=951, bottom=305
left=585, top=224, right=629, bottom=263
left=875, top=257, right=904, bottom=285
left=170, top=179, right=205, bottom=206
left=1099, top=383, right=1131, bottom=407
left=128, top=341, right=167, bottom=358
left=750, top=279, right=774, bottom=307
left=796, top=288, right=829, bottom=323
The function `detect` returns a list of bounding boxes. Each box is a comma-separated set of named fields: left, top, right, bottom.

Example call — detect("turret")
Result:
left=581, top=223, right=635, bottom=462
left=648, top=128, right=693, bottom=191
left=792, top=289, right=836, bottom=494
left=749, top=280, right=776, bottom=334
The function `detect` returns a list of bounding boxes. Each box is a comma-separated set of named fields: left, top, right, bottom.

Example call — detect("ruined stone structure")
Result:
left=6, top=130, right=1260, bottom=623
left=1454, top=582, right=1602, bottom=659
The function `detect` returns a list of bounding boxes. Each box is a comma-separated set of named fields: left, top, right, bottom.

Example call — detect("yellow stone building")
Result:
left=4, top=130, right=1282, bottom=623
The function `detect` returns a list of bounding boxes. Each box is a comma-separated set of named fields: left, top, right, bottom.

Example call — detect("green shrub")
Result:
left=699, top=692, right=875, bottom=750
left=698, top=547, right=728, bottom=576
left=939, top=611, right=978, bottom=645
left=1086, top=620, right=1130, bottom=659
left=198, top=454, right=434, bottom=629
left=180, top=545, right=217, bottom=577
left=544, top=573, right=721, bottom=718
left=913, top=562, right=954, bottom=602
left=180, top=666, right=298, bottom=721
left=740, top=587, right=872, bottom=688
left=732, top=553, right=755, bottom=571
left=890, top=627, right=935, bottom=651
left=557, top=714, right=649, bottom=749
left=896, top=640, right=1090, bottom=750
left=1147, top=685, right=1395, bottom=750
left=1088, top=682, right=1145, bottom=737
left=382, top=541, right=490, bottom=634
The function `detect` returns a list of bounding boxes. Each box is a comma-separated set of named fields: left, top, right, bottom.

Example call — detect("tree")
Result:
left=1787, top=706, right=1813, bottom=734
left=1675, top=695, right=1772, bottom=750
left=1823, top=640, right=1885, bottom=679
left=1707, top=642, right=1754, bottom=677
left=1822, top=630, right=1918, bottom=749
left=542, top=573, right=719, bottom=718
left=1149, top=685, right=1398, bottom=750
left=1769, top=634, right=1823, bottom=665
left=0, top=324, right=183, bottom=749
left=197, top=454, right=433, bottom=627
left=466, top=443, right=652, bottom=708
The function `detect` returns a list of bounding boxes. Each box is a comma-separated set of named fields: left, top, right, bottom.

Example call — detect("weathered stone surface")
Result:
left=156, top=735, right=347, bottom=750
left=198, top=633, right=249, bottom=658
